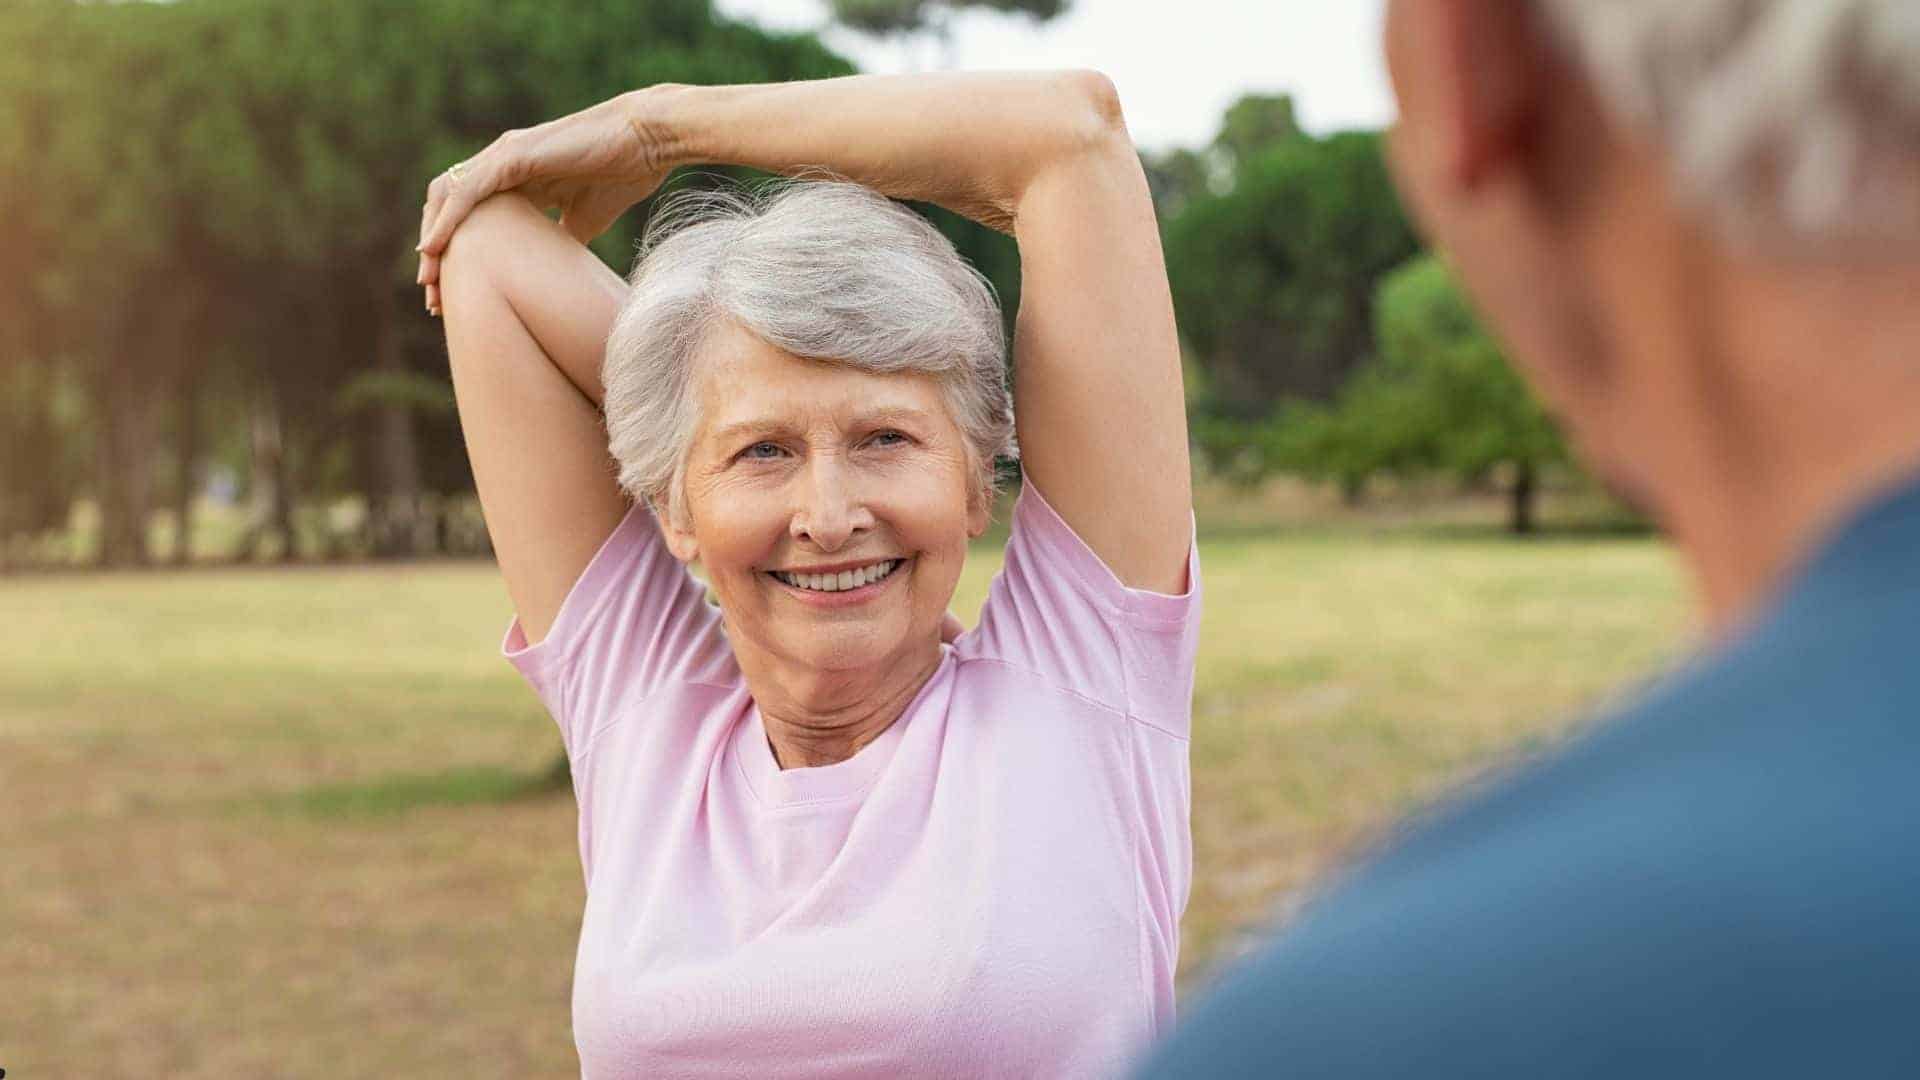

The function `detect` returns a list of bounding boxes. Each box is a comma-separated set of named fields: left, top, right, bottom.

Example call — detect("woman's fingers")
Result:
left=417, top=185, right=435, bottom=250
left=419, top=149, right=506, bottom=314
left=421, top=250, right=440, bottom=313
left=419, top=171, right=491, bottom=257
left=422, top=127, right=544, bottom=255
left=419, top=171, right=452, bottom=252
left=418, top=173, right=449, bottom=313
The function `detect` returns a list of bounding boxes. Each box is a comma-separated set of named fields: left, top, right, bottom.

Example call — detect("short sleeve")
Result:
left=964, top=468, right=1202, bottom=736
left=500, top=501, right=733, bottom=761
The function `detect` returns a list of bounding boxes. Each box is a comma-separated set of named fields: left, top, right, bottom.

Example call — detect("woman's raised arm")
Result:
left=420, top=72, right=1192, bottom=593
left=437, top=192, right=632, bottom=646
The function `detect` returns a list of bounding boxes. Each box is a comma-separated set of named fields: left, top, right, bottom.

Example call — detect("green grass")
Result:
left=0, top=488, right=1691, bottom=1077
left=242, top=763, right=567, bottom=819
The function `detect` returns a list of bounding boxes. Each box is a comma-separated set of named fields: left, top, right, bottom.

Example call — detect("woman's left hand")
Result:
left=416, top=91, right=674, bottom=315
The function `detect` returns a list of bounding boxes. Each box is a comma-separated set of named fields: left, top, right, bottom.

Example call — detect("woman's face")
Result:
left=663, top=321, right=989, bottom=675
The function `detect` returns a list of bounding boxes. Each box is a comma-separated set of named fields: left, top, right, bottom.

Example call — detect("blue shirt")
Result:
left=1134, top=472, right=1920, bottom=1079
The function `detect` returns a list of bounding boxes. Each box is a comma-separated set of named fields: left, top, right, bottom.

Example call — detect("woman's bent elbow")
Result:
left=440, top=191, right=546, bottom=273
left=1060, top=70, right=1127, bottom=142
left=1036, top=70, right=1137, bottom=181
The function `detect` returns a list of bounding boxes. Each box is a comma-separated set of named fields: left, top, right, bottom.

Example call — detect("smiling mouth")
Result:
left=767, top=559, right=905, bottom=593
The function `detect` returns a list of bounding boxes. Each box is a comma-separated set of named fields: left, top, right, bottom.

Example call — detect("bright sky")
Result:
left=712, top=0, right=1396, bottom=152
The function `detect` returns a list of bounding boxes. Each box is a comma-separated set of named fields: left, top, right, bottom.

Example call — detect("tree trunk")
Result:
left=1509, top=461, right=1537, bottom=535
left=168, top=281, right=217, bottom=567
left=370, top=309, right=422, bottom=559
left=93, top=364, right=161, bottom=569
left=171, top=365, right=202, bottom=566
left=239, top=378, right=297, bottom=561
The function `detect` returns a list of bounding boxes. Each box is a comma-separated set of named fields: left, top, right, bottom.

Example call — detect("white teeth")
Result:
left=774, top=559, right=901, bottom=593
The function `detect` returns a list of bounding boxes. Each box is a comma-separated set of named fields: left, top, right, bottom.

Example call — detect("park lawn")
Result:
left=0, top=506, right=1690, bottom=1077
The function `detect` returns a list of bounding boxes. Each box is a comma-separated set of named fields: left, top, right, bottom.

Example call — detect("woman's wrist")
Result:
left=619, top=84, right=703, bottom=176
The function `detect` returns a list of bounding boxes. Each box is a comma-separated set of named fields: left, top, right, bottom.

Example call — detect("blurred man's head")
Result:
left=1383, top=0, right=1920, bottom=627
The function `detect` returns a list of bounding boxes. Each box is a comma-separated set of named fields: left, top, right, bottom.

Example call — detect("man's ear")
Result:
left=1409, top=0, right=1548, bottom=192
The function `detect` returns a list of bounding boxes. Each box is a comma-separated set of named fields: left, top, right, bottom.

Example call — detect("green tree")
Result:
left=1142, top=146, right=1215, bottom=220
left=1164, top=130, right=1420, bottom=419
left=1212, top=94, right=1300, bottom=172
left=826, top=0, right=1067, bottom=72
left=0, top=0, right=860, bottom=567
left=826, top=0, right=1069, bottom=37
left=1144, top=94, right=1298, bottom=219
left=1278, top=254, right=1568, bottom=533
left=0, top=0, right=224, bottom=566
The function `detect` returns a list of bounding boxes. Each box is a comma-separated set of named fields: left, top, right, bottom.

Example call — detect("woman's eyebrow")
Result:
left=708, top=408, right=935, bottom=446
left=706, top=419, right=792, bottom=446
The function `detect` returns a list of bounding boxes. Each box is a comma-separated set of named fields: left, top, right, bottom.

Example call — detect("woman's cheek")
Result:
left=898, top=450, right=973, bottom=529
left=700, top=488, right=787, bottom=569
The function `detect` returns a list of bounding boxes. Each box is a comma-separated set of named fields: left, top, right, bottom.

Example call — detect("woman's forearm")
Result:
left=632, top=71, right=1131, bottom=232
left=441, top=192, right=627, bottom=409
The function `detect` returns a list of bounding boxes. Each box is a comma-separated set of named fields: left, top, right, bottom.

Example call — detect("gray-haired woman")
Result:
left=414, top=73, right=1199, bottom=1078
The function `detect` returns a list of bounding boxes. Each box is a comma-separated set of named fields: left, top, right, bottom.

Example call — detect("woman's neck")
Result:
left=740, top=638, right=945, bottom=769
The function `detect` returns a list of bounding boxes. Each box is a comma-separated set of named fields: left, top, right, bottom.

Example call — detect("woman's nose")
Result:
left=791, top=458, right=874, bottom=551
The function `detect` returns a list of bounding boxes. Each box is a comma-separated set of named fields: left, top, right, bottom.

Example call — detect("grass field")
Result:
left=1, top=486, right=1692, bottom=1077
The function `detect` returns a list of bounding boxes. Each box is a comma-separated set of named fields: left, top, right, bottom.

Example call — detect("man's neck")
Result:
left=738, top=639, right=945, bottom=770
left=1631, top=267, right=1920, bottom=639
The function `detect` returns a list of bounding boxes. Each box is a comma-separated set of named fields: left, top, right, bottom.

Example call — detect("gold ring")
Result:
left=446, top=160, right=471, bottom=187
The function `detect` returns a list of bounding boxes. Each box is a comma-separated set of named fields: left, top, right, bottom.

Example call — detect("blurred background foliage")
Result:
left=0, top=0, right=1584, bottom=574
left=1147, top=95, right=1578, bottom=534
left=0, top=0, right=858, bottom=568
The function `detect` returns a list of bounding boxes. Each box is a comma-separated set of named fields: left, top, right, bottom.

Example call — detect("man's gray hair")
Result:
left=601, top=178, right=1015, bottom=524
left=1538, top=0, right=1920, bottom=251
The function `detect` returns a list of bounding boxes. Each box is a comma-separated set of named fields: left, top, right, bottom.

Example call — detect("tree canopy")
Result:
left=1261, top=254, right=1570, bottom=533
left=0, top=0, right=868, bottom=566
left=826, top=0, right=1070, bottom=37
left=1164, top=128, right=1420, bottom=418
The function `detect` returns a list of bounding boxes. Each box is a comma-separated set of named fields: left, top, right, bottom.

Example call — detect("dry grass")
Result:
left=0, top=488, right=1691, bottom=1077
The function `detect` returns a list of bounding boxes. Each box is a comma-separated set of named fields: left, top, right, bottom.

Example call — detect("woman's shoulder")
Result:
left=956, top=474, right=1201, bottom=730
left=1000, top=470, right=1201, bottom=628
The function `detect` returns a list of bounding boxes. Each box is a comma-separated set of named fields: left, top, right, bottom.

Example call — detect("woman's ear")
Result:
left=966, top=483, right=992, bottom=539
left=652, top=496, right=701, bottom=563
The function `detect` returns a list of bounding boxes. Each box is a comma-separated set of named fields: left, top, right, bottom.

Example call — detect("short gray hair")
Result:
left=1538, top=0, right=1920, bottom=251
left=601, top=178, right=1015, bottom=524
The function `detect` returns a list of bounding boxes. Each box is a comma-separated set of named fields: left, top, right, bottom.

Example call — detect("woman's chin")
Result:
left=787, top=634, right=904, bottom=674
left=772, top=619, right=937, bottom=675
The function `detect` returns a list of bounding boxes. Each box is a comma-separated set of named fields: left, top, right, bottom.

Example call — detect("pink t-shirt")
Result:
left=502, top=472, right=1201, bottom=1079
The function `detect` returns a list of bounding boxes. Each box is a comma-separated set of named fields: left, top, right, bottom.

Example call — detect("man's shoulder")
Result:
left=1351, top=580, right=1920, bottom=946
left=1134, top=585, right=1920, bottom=1078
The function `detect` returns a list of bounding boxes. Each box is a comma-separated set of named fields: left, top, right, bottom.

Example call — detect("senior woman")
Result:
left=414, top=72, right=1198, bottom=1077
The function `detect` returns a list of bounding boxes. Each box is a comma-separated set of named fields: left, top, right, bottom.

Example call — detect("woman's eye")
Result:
left=741, top=442, right=784, bottom=461
left=869, top=430, right=908, bottom=448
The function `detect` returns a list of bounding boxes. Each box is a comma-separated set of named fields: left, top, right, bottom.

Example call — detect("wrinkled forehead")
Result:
left=688, top=321, right=954, bottom=444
